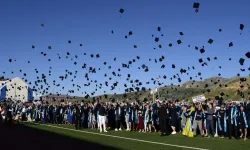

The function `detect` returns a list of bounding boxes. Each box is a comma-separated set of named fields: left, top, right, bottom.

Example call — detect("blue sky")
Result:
left=0, top=0, right=250, bottom=97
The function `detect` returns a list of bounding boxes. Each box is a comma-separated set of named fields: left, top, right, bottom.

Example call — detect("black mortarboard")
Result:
left=155, top=37, right=159, bottom=42
left=193, top=2, right=200, bottom=8
left=129, top=31, right=133, bottom=36
left=198, top=58, right=203, bottom=63
left=179, top=32, right=184, bottom=36
left=229, top=42, right=233, bottom=47
left=208, top=39, right=213, bottom=44
left=177, top=40, right=182, bottom=44
left=41, top=24, right=44, bottom=27
left=172, top=64, right=176, bottom=68
left=200, top=48, right=205, bottom=54
left=157, top=26, right=161, bottom=32
left=168, top=43, right=172, bottom=47
left=193, top=2, right=200, bottom=12
left=240, top=77, right=247, bottom=82
left=119, top=8, right=124, bottom=14
left=245, top=52, right=250, bottom=58
left=219, top=29, right=222, bottom=32
left=48, top=46, right=52, bottom=49
left=240, top=24, right=244, bottom=30
left=239, top=58, right=245, bottom=65
left=68, top=40, right=71, bottom=44
left=80, top=44, right=82, bottom=47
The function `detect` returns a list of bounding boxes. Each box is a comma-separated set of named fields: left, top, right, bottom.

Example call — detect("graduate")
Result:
left=41, top=106, right=46, bottom=123
left=180, top=105, right=187, bottom=132
left=137, top=108, right=144, bottom=132
left=115, top=104, right=122, bottom=131
left=147, top=106, right=153, bottom=132
left=238, top=106, right=248, bottom=140
left=216, top=104, right=227, bottom=138
left=134, top=105, right=139, bottom=131
left=144, top=105, right=149, bottom=132
left=182, top=105, right=195, bottom=137
left=193, top=104, right=204, bottom=136
left=88, top=107, right=93, bottom=128
left=151, top=104, right=159, bottom=132
left=158, top=101, right=168, bottom=136
left=228, top=103, right=238, bottom=139
left=125, top=104, right=131, bottom=131
left=169, top=102, right=178, bottom=135
left=129, top=104, right=135, bottom=131
left=67, top=104, right=73, bottom=125
left=74, top=104, right=81, bottom=130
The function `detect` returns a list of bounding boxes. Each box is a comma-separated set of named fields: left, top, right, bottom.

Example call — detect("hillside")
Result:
left=180, top=77, right=229, bottom=89
left=101, top=76, right=250, bottom=102
left=44, top=76, right=250, bottom=103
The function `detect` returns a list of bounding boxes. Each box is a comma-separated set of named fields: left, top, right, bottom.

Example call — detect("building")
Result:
left=40, top=94, right=73, bottom=101
left=0, top=77, right=33, bottom=102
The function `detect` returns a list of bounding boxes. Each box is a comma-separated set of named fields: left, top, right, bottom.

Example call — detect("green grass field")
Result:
left=23, top=123, right=250, bottom=150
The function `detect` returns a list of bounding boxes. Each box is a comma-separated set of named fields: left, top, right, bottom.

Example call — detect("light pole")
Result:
left=14, top=83, right=17, bottom=101
left=156, top=76, right=161, bottom=99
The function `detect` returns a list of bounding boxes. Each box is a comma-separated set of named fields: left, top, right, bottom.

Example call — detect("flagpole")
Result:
left=153, top=92, right=155, bottom=103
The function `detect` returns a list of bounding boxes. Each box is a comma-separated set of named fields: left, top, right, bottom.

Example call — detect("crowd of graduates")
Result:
left=0, top=98, right=250, bottom=141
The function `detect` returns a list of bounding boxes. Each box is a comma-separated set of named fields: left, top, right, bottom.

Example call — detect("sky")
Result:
left=0, top=0, right=250, bottom=97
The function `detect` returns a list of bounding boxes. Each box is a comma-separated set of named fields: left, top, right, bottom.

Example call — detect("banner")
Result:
left=192, top=94, right=206, bottom=103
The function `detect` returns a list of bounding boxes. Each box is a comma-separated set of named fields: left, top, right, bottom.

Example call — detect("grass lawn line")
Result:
left=24, top=123, right=209, bottom=150
left=24, top=123, right=250, bottom=150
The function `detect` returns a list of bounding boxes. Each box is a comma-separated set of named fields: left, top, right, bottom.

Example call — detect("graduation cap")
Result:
left=119, top=8, right=124, bottom=14
left=157, top=26, right=161, bottom=32
left=68, top=40, right=71, bottom=44
left=240, top=77, right=247, bottom=82
left=41, top=24, right=44, bottom=27
left=198, top=58, right=203, bottom=63
left=240, top=24, right=244, bottom=34
left=179, top=32, right=184, bottom=36
left=48, top=46, right=52, bottom=49
left=128, top=31, right=133, bottom=36
left=219, top=29, right=222, bottom=32
left=80, top=44, right=83, bottom=47
left=200, top=48, right=205, bottom=54
left=228, top=42, right=233, bottom=47
left=193, top=2, right=200, bottom=12
left=177, top=40, right=182, bottom=44
left=239, top=58, right=245, bottom=65
left=168, top=43, right=172, bottom=47
left=133, top=45, right=137, bottom=48
left=208, top=39, right=213, bottom=44
left=245, top=52, right=250, bottom=58
left=155, top=37, right=159, bottom=42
